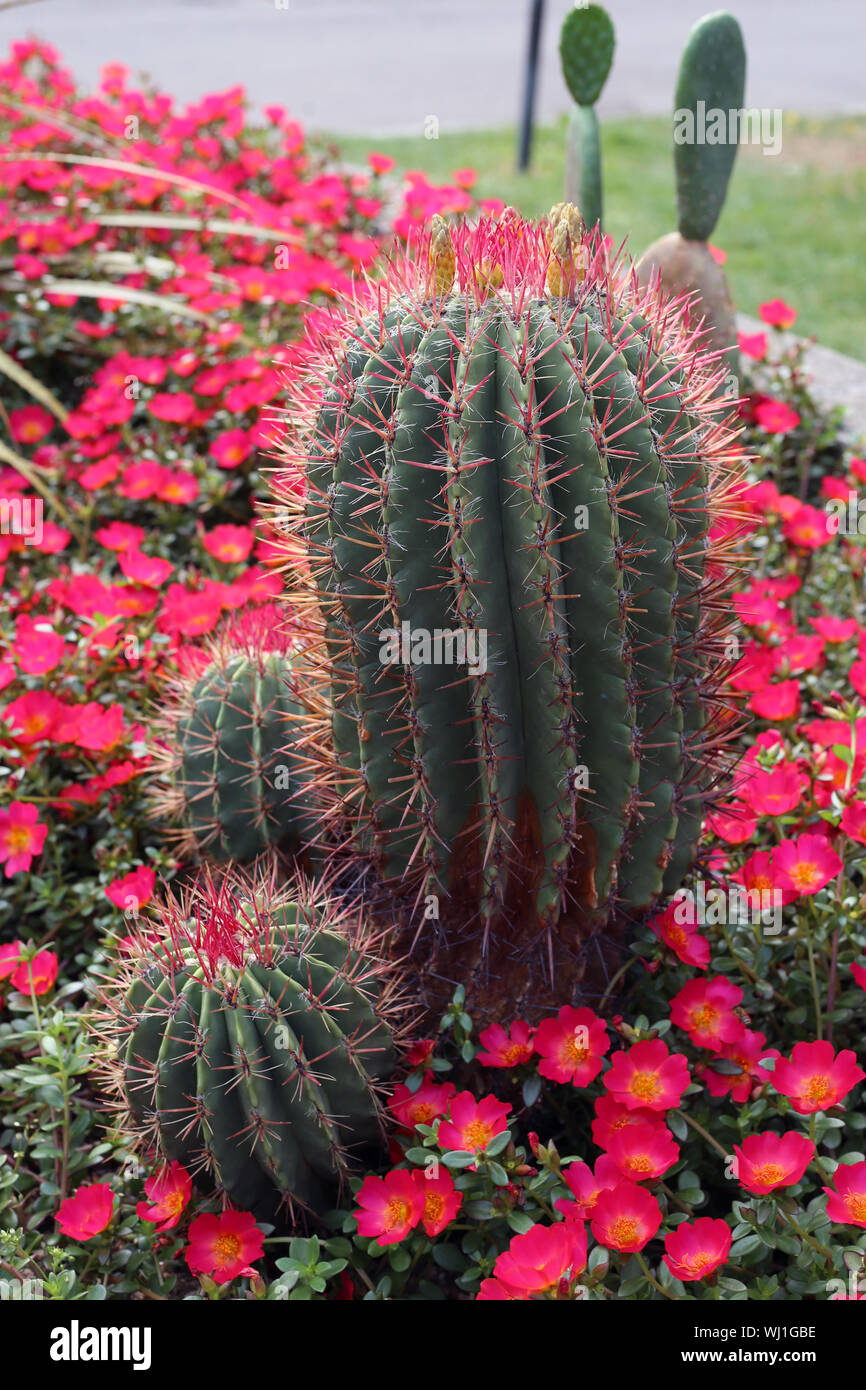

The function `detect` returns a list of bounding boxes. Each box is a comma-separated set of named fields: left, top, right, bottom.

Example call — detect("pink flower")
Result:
left=759, top=298, right=797, bottom=329
left=733, top=1131, right=814, bottom=1195
left=10, top=950, right=58, bottom=996
left=603, top=1039, right=691, bottom=1112
left=755, top=399, right=801, bottom=434
left=437, top=1092, right=511, bottom=1152
left=355, top=1169, right=422, bottom=1246
left=105, top=866, right=156, bottom=913
left=476, top=1019, right=535, bottom=1068
left=770, top=1040, right=865, bottom=1114
left=0, top=801, right=49, bottom=875
left=773, top=833, right=843, bottom=897
left=663, top=1218, right=732, bottom=1282
left=669, top=976, right=744, bottom=1052
left=56, top=1183, right=114, bottom=1241
left=534, top=1005, right=609, bottom=1086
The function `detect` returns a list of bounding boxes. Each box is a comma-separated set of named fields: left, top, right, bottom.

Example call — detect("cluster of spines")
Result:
left=268, top=208, right=747, bottom=1006
left=92, top=867, right=408, bottom=1219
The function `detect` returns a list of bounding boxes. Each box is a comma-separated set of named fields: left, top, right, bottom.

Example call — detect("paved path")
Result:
left=2, top=0, right=864, bottom=134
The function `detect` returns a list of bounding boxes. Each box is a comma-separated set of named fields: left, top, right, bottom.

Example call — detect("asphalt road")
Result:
left=1, top=0, right=864, bottom=132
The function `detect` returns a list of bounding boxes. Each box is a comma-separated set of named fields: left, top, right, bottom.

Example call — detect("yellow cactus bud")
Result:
left=476, top=258, right=504, bottom=303
left=545, top=202, right=587, bottom=299
left=429, top=214, right=456, bottom=299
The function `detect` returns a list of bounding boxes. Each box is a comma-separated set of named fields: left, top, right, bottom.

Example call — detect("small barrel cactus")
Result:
left=269, top=207, right=743, bottom=1013
left=638, top=12, right=746, bottom=371
left=94, top=869, right=402, bottom=1219
left=559, top=2, right=615, bottom=231
left=150, top=606, right=323, bottom=865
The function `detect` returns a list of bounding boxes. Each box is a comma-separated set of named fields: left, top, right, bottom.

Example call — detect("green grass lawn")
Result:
left=332, top=116, right=866, bottom=361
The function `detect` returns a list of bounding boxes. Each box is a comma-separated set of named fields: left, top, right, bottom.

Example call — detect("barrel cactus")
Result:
left=638, top=12, right=746, bottom=372
left=559, top=2, right=615, bottom=232
left=94, top=869, right=402, bottom=1219
left=150, top=606, right=324, bottom=865
left=268, top=205, right=742, bottom=1013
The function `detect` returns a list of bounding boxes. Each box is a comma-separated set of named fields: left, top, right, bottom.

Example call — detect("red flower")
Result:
left=185, top=1210, right=264, bottom=1283
left=388, top=1079, right=455, bottom=1131
left=738, top=331, right=767, bottom=360
left=95, top=520, right=145, bottom=552
left=119, top=550, right=174, bottom=586
left=704, top=1029, right=780, bottom=1103
left=649, top=900, right=710, bottom=969
left=773, top=833, right=842, bottom=897
left=590, top=1183, right=662, bottom=1252
left=136, top=1161, right=192, bottom=1232
left=437, top=1092, right=511, bottom=1152
left=405, top=1038, right=436, bottom=1068
left=201, top=524, right=255, bottom=564
left=476, top=1019, right=535, bottom=1068
left=591, top=1094, right=660, bottom=1149
left=10, top=949, right=58, bottom=996
left=670, top=976, right=744, bottom=1052
left=823, top=1161, right=866, bottom=1228
left=603, top=1039, right=691, bottom=1112
left=56, top=1183, right=115, bottom=1241
left=759, top=298, right=797, bottom=329
left=105, top=866, right=156, bottom=913
left=749, top=679, right=801, bottom=721
left=554, top=1154, right=621, bottom=1220
left=15, top=617, right=66, bottom=675
left=355, top=1169, right=423, bottom=1245
left=663, top=1218, right=732, bottom=1282
left=733, top=1131, right=815, bottom=1195
left=492, top=1221, right=586, bottom=1297
left=755, top=399, right=801, bottom=434
left=411, top=1168, right=462, bottom=1236
left=607, top=1121, right=680, bottom=1182
left=0, top=941, right=23, bottom=979
left=9, top=404, right=54, bottom=444
left=739, top=762, right=805, bottom=816
left=534, top=1005, right=609, bottom=1085
left=851, top=961, right=866, bottom=993
left=0, top=801, right=49, bottom=875
left=211, top=428, right=253, bottom=469
left=367, top=152, right=395, bottom=175
left=770, top=1040, right=865, bottom=1114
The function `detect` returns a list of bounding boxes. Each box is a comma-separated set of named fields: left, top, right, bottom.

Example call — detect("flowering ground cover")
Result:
left=1, top=40, right=865, bottom=1307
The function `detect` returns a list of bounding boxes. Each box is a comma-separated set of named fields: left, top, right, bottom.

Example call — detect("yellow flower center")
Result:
left=791, top=861, right=819, bottom=888
left=624, top=1154, right=654, bottom=1175
left=845, top=1194, right=866, bottom=1221
left=463, top=1119, right=494, bottom=1149
left=214, top=1233, right=242, bottom=1265
left=4, top=826, right=32, bottom=853
left=385, top=1198, right=411, bottom=1230
left=424, top=1192, right=445, bottom=1223
left=804, top=1074, right=831, bottom=1103
left=610, top=1216, right=638, bottom=1245
left=751, top=1162, right=785, bottom=1185
left=630, top=1071, right=661, bottom=1102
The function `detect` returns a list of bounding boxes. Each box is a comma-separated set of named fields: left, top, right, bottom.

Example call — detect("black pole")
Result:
left=518, top=0, right=546, bottom=171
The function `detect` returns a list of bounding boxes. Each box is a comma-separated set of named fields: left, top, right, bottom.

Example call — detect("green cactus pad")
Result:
left=559, top=3, right=615, bottom=107
left=674, top=11, right=747, bottom=242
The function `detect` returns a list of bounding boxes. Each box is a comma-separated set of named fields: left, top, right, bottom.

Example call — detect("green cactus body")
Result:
left=106, top=877, right=397, bottom=1218
left=151, top=610, right=322, bottom=864
left=674, top=12, right=746, bottom=242
left=559, top=3, right=614, bottom=229
left=273, top=211, right=741, bottom=1009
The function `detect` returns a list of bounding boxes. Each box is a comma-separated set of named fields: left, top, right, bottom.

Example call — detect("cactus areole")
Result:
left=271, top=207, right=743, bottom=1013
